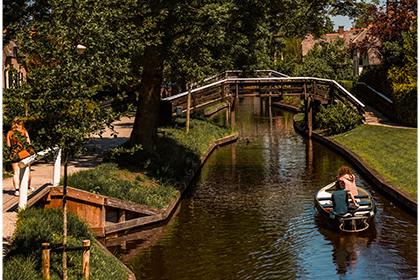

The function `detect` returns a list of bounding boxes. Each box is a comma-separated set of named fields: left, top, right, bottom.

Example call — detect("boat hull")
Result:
left=315, top=182, right=376, bottom=233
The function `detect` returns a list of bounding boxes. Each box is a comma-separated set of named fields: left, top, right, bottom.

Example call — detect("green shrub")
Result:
left=391, top=86, right=417, bottom=126
left=3, top=135, right=11, bottom=167
left=315, top=103, right=362, bottom=135
left=4, top=207, right=128, bottom=280
left=3, top=256, right=40, bottom=280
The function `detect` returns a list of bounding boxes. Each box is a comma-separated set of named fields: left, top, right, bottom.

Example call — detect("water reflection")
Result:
left=105, top=97, right=416, bottom=280
left=315, top=214, right=377, bottom=275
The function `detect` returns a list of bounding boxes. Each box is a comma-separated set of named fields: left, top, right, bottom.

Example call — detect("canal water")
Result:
left=109, top=97, right=417, bottom=279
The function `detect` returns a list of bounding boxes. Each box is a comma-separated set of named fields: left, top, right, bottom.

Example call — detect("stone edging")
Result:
left=293, top=118, right=417, bottom=215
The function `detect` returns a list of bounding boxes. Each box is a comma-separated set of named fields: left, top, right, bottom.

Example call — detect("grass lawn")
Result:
left=4, top=207, right=128, bottom=280
left=331, top=124, right=417, bottom=197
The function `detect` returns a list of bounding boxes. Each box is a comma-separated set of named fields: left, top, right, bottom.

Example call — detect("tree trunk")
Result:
left=62, top=152, right=68, bottom=280
left=130, top=47, right=164, bottom=151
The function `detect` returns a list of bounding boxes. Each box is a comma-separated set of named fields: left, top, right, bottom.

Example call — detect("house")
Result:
left=3, top=39, right=26, bottom=88
left=301, top=26, right=381, bottom=76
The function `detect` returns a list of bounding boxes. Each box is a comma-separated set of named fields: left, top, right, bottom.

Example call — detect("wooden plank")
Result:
left=49, top=187, right=105, bottom=205
left=105, top=213, right=165, bottom=235
left=91, top=227, right=105, bottom=237
left=105, top=197, right=162, bottom=215
left=27, top=186, right=51, bottom=207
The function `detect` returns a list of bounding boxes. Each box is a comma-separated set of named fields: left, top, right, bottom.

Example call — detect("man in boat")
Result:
left=332, top=180, right=359, bottom=216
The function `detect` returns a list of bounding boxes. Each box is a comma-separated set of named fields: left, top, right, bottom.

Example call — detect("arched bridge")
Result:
left=160, top=70, right=365, bottom=136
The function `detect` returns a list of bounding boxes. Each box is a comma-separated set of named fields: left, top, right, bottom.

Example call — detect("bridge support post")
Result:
left=18, top=165, right=30, bottom=210
left=186, top=85, right=192, bottom=134
left=303, top=81, right=313, bottom=138
left=230, top=97, right=236, bottom=130
left=308, top=96, right=313, bottom=137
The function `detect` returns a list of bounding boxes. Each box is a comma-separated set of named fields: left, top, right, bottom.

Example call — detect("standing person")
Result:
left=6, top=116, right=34, bottom=196
left=332, top=180, right=359, bottom=216
left=338, top=165, right=358, bottom=196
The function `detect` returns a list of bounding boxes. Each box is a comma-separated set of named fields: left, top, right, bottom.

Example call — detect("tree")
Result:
left=387, top=23, right=417, bottom=126
left=129, top=0, right=358, bottom=150
left=351, top=0, right=417, bottom=54
left=3, top=0, right=155, bottom=278
left=294, top=38, right=353, bottom=80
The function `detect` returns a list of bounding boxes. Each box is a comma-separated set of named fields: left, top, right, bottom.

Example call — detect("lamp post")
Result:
left=76, top=44, right=86, bottom=94
left=63, top=43, right=87, bottom=280
left=76, top=44, right=86, bottom=55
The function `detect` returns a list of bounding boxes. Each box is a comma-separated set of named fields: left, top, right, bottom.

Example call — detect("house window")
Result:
left=18, top=72, right=24, bottom=85
left=4, top=70, right=9, bottom=89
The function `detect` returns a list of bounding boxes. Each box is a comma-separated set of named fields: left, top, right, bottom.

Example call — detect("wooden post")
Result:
left=118, top=209, right=126, bottom=222
left=308, top=96, right=313, bottom=137
left=53, top=149, right=61, bottom=187
left=329, top=81, right=335, bottom=105
left=230, top=97, right=236, bottom=131
left=186, top=84, right=191, bottom=134
left=18, top=165, right=30, bottom=210
left=304, top=81, right=309, bottom=131
left=83, top=240, right=90, bottom=280
left=42, top=243, right=50, bottom=280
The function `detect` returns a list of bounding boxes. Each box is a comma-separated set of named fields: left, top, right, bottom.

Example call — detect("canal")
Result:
left=108, top=97, right=417, bottom=279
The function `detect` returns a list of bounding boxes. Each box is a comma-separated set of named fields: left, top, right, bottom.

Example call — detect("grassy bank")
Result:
left=66, top=118, right=234, bottom=208
left=3, top=208, right=128, bottom=280
left=331, top=124, right=417, bottom=196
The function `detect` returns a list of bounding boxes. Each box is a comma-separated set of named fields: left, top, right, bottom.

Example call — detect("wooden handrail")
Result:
left=18, top=146, right=60, bottom=168
left=17, top=147, right=61, bottom=210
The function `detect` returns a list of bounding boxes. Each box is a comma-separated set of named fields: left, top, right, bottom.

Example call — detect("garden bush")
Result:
left=315, top=103, right=362, bottom=135
left=4, top=207, right=128, bottom=280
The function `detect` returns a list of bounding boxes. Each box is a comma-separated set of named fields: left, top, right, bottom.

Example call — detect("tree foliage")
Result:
left=289, top=38, right=353, bottom=80
left=387, top=23, right=417, bottom=126
left=4, top=0, right=369, bottom=152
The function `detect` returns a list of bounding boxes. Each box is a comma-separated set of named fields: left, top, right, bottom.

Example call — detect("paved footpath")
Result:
left=2, top=116, right=135, bottom=255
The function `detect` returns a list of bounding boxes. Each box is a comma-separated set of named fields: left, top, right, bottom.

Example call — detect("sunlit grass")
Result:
left=331, top=124, right=417, bottom=196
left=66, top=118, right=234, bottom=208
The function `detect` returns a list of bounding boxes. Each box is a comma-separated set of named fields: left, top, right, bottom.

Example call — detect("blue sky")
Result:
left=331, top=1, right=387, bottom=32
left=332, top=15, right=353, bottom=31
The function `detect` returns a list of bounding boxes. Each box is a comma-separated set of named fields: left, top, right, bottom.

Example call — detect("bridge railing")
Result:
left=17, top=147, right=61, bottom=209
left=161, top=72, right=365, bottom=120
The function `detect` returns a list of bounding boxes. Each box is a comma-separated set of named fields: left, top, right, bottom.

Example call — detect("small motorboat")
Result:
left=315, top=182, right=376, bottom=233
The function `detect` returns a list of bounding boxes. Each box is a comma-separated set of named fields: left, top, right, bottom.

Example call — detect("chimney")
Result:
left=338, top=26, right=344, bottom=37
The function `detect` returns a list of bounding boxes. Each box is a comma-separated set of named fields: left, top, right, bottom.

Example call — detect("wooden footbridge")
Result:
left=160, top=70, right=365, bottom=136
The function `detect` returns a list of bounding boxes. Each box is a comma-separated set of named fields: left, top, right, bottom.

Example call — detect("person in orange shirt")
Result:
left=6, top=116, right=33, bottom=196
left=338, top=165, right=358, bottom=197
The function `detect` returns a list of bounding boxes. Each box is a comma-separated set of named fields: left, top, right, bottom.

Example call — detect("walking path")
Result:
left=2, top=116, right=135, bottom=255
left=363, top=105, right=415, bottom=129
